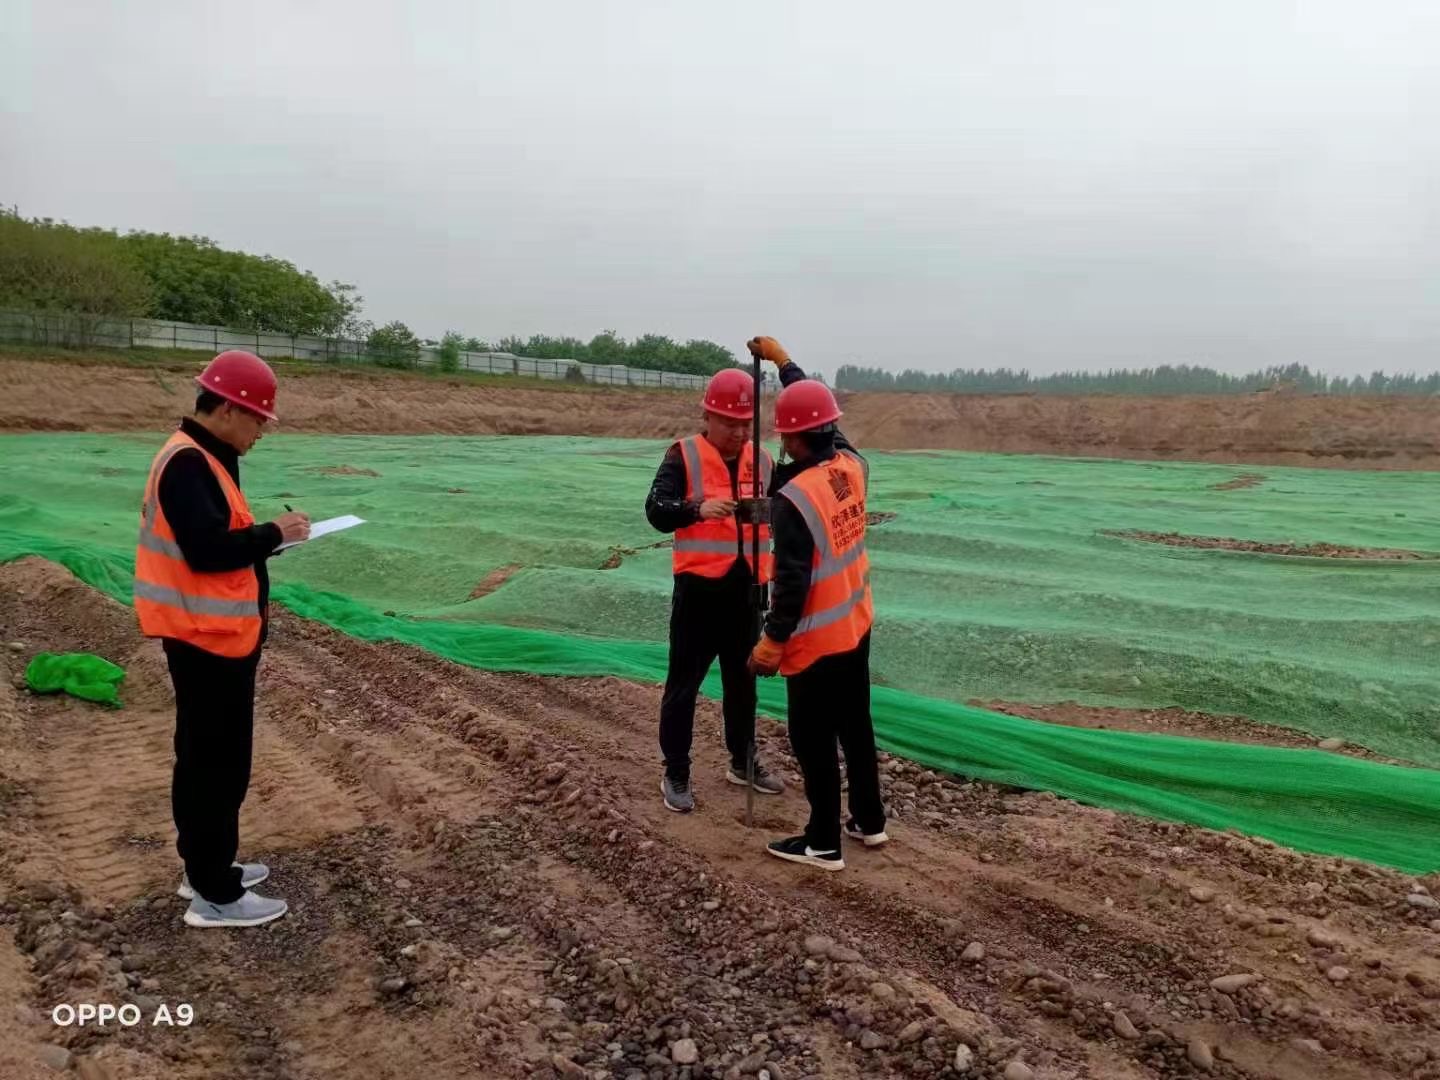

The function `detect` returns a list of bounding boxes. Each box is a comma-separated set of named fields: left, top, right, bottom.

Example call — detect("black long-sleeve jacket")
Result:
left=157, top=418, right=282, bottom=624
left=763, top=365, right=862, bottom=643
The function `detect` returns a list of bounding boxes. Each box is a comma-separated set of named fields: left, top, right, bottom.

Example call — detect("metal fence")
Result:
left=0, top=309, right=764, bottom=392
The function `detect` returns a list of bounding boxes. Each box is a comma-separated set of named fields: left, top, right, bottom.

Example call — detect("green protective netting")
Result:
left=2, top=432, right=1439, bottom=872
left=25, top=651, right=125, bottom=706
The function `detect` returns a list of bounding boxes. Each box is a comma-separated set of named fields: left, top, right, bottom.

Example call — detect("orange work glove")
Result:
left=746, top=336, right=790, bottom=367
left=747, top=634, right=785, bottom=677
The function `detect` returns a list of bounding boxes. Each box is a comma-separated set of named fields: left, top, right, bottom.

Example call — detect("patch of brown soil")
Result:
left=1, top=557, right=1438, bottom=1079
left=1211, top=474, right=1267, bottom=491
left=310, top=465, right=381, bottom=478
left=599, top=539, right=671, bottom=570
left=6, top=353, right=1440, bottom=467
left=1107, top=531, right=1435, bottom=560
left=468, top=564, right=523, bottom=599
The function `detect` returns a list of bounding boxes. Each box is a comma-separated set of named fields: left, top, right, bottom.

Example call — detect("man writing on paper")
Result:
left=135, top=350, right=308, bottom=928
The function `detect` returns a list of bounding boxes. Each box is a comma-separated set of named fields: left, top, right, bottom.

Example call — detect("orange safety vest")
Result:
left=134, top=431, right=263, bottom=658
left=774, top=450, right=873, bottom=676
left=672, top=436, right=774, bottom=582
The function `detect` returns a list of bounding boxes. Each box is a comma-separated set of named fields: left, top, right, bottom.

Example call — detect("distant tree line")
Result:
left=0, top=209, right=361, bottom=336
left=0, top=208, right=738, bottom=375
left=834, top=362, right=1440, bottom=396
left=429, top=331, right=735, bottom=375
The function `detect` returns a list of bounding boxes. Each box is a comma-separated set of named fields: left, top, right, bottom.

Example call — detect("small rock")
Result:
left=701, top=900, right=720, bottom=912
left=394, top=877, right=412, bottom=891
left=671, top=1038, right=700, bottom=1065
left=828, top=943, right=862, bottom=964
left=804, top=934, right=834, bottom=957
left=1407, top=893, right=1440, bottom=911
left=859, top=1029, right=886, bottom=1051
left=1189, top=886, right=1216, bottom=903
left=1292, top=1038, right=1326, bottom=1056
left=380, top=976, right=408, bottom=995
left=1003, top=1062, right=1034, bottom=1080
left=869, top=982, right=895, bottom=1001
left=490, top=927, right=515, bottom=940
left=243, top=1046, right=271, bottom=1064
left=403, top=917, right=423, bottom=928
left=1326, top=965, right=1350, bottom=983
left=1209, top=972, right=1259, bottom=994
left=897, top=1020, right=927, bottom=1044
left=1431, top=919, right=1440, bottom=932
left=543, top=762, right=567, bottom=785
left=961, top=941, right=986, bottom=963
left=953, top=1044, right=974, bottom=1072
left=607, top=829, right=620, bottom=843
left=1113, top=1011, right=1141, bottom=1039
left=1317, top=738, right=1345, bottom=750
left=37, top=1044, right=71, bottom=1072
left=77, top=1058, right=117, bottom=1080
left=1187, top=1037, right=1215, bottom=1072
left=1306, top=927, right=1341, bottom=949
left=545, top=997, right=567, bottom=1012
left=8, top=641, right=26, bottom=654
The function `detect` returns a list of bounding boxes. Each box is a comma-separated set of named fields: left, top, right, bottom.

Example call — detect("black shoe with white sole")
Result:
left=843, top=819, right=889, bottom=848
left=766, top=835, right=844, bottom=871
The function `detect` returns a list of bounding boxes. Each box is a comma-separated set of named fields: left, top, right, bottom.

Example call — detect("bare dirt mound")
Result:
left=1108, top=531, right=1436, bottom=560
left=469, top=564, right=523, bottom=599
left=310, top=465, right=381, bottom=478
left=2, top=558, right=1438, bottom=1078
left=5, top=352, right=1440, bottom=467
left=977, top=701, right=1395, bottom=762
left=1211, top=474, right=1267, bottom=491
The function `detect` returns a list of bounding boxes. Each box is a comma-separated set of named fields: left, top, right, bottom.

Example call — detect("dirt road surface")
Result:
left=4, top=353, right=1439, bottom=467
left=2, top=559, right=1438, bottom=1079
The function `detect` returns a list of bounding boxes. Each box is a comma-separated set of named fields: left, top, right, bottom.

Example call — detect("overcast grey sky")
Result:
left=4, top=1, right=1439, bottom=376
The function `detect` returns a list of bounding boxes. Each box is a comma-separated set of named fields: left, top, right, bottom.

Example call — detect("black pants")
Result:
left=164, top=638, right=259, bottom=905
left=786, top=634, right=884, bottom=852
left=659, top=567, right=757, bottom=779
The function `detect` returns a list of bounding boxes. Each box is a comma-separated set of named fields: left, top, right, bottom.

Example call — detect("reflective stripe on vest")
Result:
left=775, top=452, right=873, bottom=675
left=671, top=436, right=774, bottom=581
left=134, top=431, right=263, bottom=658
left=132, top=580, right=261, bottom=619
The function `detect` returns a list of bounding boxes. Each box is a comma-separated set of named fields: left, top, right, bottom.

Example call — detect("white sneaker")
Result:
left=177, top=862, right=269, bottom=900
left=183, top=889, right=288, bottom=928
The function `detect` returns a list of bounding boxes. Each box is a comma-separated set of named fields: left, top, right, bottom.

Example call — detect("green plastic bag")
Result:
left=25, top=652, right=125, bottom=707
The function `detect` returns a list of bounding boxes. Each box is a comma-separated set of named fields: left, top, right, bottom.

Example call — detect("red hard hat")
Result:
left=702, top=368, right=756, bottom=420
left=195, top=351, right=278, bottom=421
left=774, top=380, right=842, bottom=434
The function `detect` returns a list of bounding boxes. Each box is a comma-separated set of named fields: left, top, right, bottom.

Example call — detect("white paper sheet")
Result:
left=275, top=514, right=366, bottom=552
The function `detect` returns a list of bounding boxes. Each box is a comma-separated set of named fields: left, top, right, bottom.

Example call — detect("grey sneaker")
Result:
left=177, top=862, right=269, bottom=900
left=661, top=774, right=695, bottom=813
left=183, top=889, right=289, bottom=928
left=726, top=761, right=785, bottom=795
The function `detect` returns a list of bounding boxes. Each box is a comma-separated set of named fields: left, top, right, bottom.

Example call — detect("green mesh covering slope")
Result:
left=2, top=432, right=1439, bottom=872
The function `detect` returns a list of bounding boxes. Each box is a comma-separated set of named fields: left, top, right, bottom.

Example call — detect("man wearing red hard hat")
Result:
left=745, top=338, right=886, bottom=872
left=644, top=362, right=787, bottom=812
left=135, top=351, right=310, bottom=927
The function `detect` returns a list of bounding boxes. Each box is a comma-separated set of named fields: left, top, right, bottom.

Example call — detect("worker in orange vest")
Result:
left=135, top=350, right=309, bottom=927
left=747, top=358, right=885, bottom=871
left=645, top=366, right=786, bottom=812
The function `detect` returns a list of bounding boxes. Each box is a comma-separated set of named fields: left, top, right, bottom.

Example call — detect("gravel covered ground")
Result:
left=2, top=558, right=1438, bottom=1080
